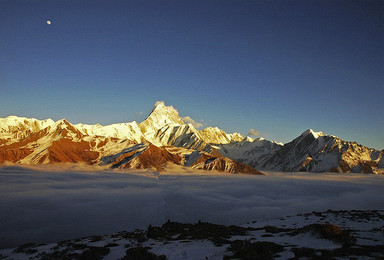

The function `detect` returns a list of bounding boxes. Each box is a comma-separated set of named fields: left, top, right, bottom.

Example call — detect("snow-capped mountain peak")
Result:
left=302, top=129, right=326, bottom=139
left=244, top=136, right=255, bottom=142
left=54, top=119, right=71, bottom=128
left=199, top=127, right=244, bottom=144
left=139, top=102, right=184, bottom=133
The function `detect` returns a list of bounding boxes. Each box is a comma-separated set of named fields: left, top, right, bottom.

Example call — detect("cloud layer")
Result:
left=1, top=167, right=383, bottom=249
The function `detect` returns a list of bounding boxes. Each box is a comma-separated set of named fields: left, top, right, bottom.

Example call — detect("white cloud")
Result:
left=181, top=116, right=203, bottom=129
left=154, top=100, right=165, bottom=108
left=248, top=128, right=260, bottom=136
left=1, top=167, right=383, bottom=249
left=153, top=101, right=179, bottom=115
left=135, top=112, right=143, bottom=117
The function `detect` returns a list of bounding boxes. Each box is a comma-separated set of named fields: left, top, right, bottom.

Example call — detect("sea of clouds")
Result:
left=1, top=166, right=383, bottom=249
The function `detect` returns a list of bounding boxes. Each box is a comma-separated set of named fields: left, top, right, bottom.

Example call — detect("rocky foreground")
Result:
left=1, top=209, right=383, bottom=259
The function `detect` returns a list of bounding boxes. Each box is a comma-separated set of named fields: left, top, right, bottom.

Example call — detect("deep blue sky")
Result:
left=1, top=0, right=383, bottom=149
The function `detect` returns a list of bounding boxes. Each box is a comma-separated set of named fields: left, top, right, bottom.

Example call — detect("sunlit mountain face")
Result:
left=0, top=102, right=383, bottom=174
left=0, top=102, right=261, bottom=174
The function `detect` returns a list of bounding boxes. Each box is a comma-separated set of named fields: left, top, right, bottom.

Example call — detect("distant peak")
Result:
left=54, top=119, right=72, bottom=128
left=243, top=136, right=255, bottom=142
left=5, top=115, right=21, bottom=119
left=203, top=126, right=221, bottom=131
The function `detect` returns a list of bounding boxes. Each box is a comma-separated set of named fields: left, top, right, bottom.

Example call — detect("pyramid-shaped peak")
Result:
left=301, top=129, right=326, bottom=139
left=55, top=118, right=72, bottom=127
left=140, top=101, right=184, bottom=132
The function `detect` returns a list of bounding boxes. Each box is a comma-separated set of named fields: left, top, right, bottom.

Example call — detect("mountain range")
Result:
left=1, top=102, right=383, bottom=174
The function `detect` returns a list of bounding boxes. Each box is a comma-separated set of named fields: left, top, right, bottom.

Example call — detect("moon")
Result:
left=46, top=20, right=51, bottom=25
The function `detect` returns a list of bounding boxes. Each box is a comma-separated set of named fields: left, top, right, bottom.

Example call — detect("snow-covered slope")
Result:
left=0, top=116, right=54, bottom=144
left=0, top=116, right=54, bottom=132
left=199, top=127, right=244, bottom=144
left=213, top=137, right=283, bottom=167
left=75, top=121, right=145, bottom=143
left=152, top=123, right=218, bottom=154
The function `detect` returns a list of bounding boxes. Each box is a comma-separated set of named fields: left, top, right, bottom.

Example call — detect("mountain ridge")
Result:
left=1, top=103, right=383, bottom=174
left=255, top=128, right=383, bottom=174
left=0, top=104, right=262, bottom=175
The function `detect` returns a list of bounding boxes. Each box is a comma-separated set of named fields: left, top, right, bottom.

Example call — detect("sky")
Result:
left=1, top=167, right=384, bottom=248
left=1, top=0, right=383, bottom=149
